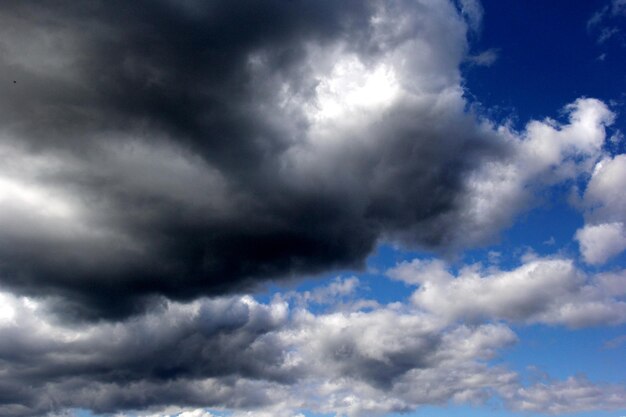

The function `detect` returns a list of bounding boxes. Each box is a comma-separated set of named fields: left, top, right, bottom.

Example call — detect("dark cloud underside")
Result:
left=0, top=0, right=503, bottom=319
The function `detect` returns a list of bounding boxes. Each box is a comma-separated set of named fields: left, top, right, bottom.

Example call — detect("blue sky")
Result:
left=0, top=1, right=626, bottom=417
left=466, top=0, right=626, bottom=126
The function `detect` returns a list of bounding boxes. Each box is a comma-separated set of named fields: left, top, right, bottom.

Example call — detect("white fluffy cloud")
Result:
left=576, top=222, right=626, bottom=265
left=388, top=257, right=626, bottom=327
left=576, top=154, right=626, bottom=264
left=504, top=376, right=626, bottom=414
left=450, top=98, right=614, bottom=248
left=0, top=0, right=618, bottom=316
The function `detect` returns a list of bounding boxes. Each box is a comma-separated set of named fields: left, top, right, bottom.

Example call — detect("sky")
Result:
left=0, top=1, right=625, bottom=417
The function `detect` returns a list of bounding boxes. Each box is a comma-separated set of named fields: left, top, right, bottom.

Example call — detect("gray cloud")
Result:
left=2, top=268, right=626, bottom=417
left=2, top=284, right=624, bottom=417
left=504, top=375, right=626, bottom=414
left=0, top=0, right=512, bottom=319
left=0, top=0, right=615, bottom=320
left=0, top=294, right=294, bottom=416
left=0, top=289, right=518, bottom=417
left=389, top=256, right=626, bottom=327
left=2, top=2, right=625, bottom=416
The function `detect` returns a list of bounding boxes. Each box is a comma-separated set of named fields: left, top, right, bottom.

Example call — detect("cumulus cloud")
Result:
left=114, top=409, right=218, bottom=417
left=0, top=0, right=616, bottom=319
left=285, top=276, right=363, bottom=307
left=1, top=1, right=625, bottom=416
left=388, top=257, right=626, bottom=327
left=0, top=0, right=507, bottom=319
left=2, top=283, right=626, bottom=417
left=576, top=154, right=626, bottom=264
left=576, top=222, right=626, bottom=264
left=447, top=98, right=614, bottom=249
left=0, top=293, right=293, bottom=416
left=0, top=287, right=521, bottom=416
left=504, top=376, right=626, bottom=414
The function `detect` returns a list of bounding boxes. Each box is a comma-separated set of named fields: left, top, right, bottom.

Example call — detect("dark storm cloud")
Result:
left=0, top=0, right=506, bottom=319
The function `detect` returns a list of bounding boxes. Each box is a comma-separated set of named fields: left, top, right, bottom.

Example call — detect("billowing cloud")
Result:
left=388, top=257, right=626, bottom=327
left=576, top=222, right=626, bottom=265
left=0, top=285, right=520, bottom=416
left=1, top=1, right=625, bottom=416
left=0, top=0, right=509, bottom=319
left=0, top=0, right=616, bottom=319
left=1, top=280, right=625, bottom=417
left=575, top=154, right=626, bottom=264
left=504, top=376, right=626, bottom=414
left=0, top=292, right=292, bottom=416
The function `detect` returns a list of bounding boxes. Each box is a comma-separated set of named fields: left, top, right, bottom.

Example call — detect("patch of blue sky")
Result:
left=461, top=197, right=584, bottom=268
left=499, top=323, right=626, bottom=385
left=464, top=0, right=626, bottom=128
left=254, top=244, right=423, bottom=307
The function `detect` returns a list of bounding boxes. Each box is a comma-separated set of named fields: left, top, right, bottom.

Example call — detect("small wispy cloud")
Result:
left=603, top=334, right=626, bottom=349
left=587, top=0, right=626, bottom=46
left=466, top=48, right=499, bottom=66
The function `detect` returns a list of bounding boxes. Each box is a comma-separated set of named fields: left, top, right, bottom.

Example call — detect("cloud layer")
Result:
left=1, top=1, right=625, bottom=416
left=576, top=154, right=626, bottom=264
left=1, top=271, right=625, bottom=417
left=0, top=0, right=505, bottom=319
left=0, top=0, right=616, bottom=320
left=388, top=257, right=626, bottom=327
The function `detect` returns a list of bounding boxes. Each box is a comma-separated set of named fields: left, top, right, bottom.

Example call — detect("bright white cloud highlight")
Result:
left=576, top=222, right=626, bottom=265
left=311, top=56, right=400, bottom=123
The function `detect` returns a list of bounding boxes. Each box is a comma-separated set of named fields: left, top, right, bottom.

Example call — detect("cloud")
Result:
left=0, top=0, right=514, bottom=319
left=598, top=26, right=621, bottom=44
left=588, top=6, right=609, bottom=30
left=576, top=222, right=626, bottom=264
left=603, top=334, right=626, bottom=349
left=434, top=98, right=613, bottom=250
left=466, top=48, right=499, bottom=66
left=1, top=2, right=625, bottom=416
left=504, top=376, right=626, bottom=414
left=114, top=409, right=218, bottom=417
left=0, top=286, right=517, bottom=417
left=576, top=154, right=626, bottom=264
left=587, top=1, right=626, bottom=44
left=613, top=0, right=626, bottom=15
left=388, top=257, right=626, bottom=327
left=0, top=293, right=294, bottom=416
left=2, top=283, right=626, bottom=417
left=457, top=0, right=484, bottom=32
left=286, top=276, right=362, bottom=307
left=0, top=0, right=616, bottom=320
